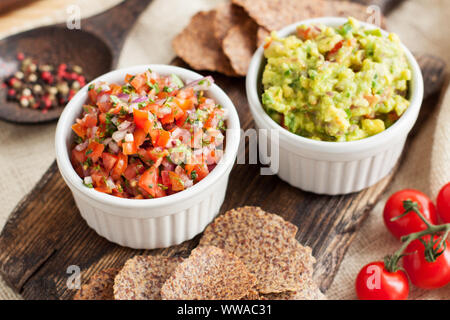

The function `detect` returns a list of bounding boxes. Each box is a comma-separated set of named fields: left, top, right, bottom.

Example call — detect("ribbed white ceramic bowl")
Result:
left=55, top=65, right=240, bottom=249
left=246, top=17, right=424, bottom=195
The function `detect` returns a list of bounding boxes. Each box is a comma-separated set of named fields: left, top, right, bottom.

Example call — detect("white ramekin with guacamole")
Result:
left=246, top=17, right=423, bottom=195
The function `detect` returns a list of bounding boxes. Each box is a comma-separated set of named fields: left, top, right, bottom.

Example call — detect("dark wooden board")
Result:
left=0, top=53, right=446, bottom=299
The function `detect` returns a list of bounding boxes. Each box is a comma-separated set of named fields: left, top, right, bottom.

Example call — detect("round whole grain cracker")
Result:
left=199, top=206, right=314, bottom=294
left=222, top=16, right=259, bottom=76
left=161, top=246, right=256, bottom=300
left=214, top=2, right=250, bottom=43
left=172, top=10, right=237, bottom=77
left=232, top=0, right=326, bottom=32
left=114, top=255, right=183, bottom=300
left=73, top=268, right=119, bottom=300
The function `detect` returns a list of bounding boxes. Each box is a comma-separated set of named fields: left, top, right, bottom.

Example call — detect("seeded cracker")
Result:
left=223, top=17, right=259, bottom=76
left=256, top=27, right=270, bottom=47
left=73, top=268, right=119, bottom=300
left=199, top=207, right=314, bottom=294
left=161, top=246, right=256, bottom=300
left=262, top=273, right=326, bottom=300
left=172, top=10, right=237, bottom=77
left=114, top=255, right=183, bottom=300
left=214, top=2, right=249, bottom=43
left=232, top=0, right=326, bottom=32
left=323, top=0, right=387, bottom=29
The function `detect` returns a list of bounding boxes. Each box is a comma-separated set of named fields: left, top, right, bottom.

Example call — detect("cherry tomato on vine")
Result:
left=383, top=189, right=438, bottom=239
left=403, top=235, right=450, bottom=289
left=355, top=261, right=409, bottom=300
left=437, top=182, right=450, bottom=223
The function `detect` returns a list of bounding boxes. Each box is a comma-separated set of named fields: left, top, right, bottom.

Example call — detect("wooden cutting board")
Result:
left=0, top=53, right=446, bottom=300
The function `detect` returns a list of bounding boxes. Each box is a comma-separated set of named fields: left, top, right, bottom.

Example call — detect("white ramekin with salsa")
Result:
left=56, top=65, right=240, bottom=249
left=246, top=17, right=423, bottom=195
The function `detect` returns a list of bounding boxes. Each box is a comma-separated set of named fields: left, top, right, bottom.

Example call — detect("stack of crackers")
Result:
left=74, top=206, right=324, bottom=300
left=173, top=0, right=383, bottom=77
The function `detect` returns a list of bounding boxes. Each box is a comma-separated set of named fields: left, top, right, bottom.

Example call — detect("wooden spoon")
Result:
left=0, top=0, right=152, bottom=124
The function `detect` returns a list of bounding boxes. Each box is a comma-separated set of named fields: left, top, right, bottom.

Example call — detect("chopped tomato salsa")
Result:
left=70, top=71, right=226, bottom=199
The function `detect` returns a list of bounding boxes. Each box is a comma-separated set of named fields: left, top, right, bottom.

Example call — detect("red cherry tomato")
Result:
left=383, top=189, right=438, bottom=239
left=437, top=182, right=450, bottom=223
left=356, top=261, right=409, bottom=300
left=403, top=235, right=450, bottom=289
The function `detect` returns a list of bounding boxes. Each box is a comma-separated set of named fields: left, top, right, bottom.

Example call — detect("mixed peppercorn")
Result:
left=71, top=70, right=226, bottom=199
left=3, top=53, right=87, bottom=113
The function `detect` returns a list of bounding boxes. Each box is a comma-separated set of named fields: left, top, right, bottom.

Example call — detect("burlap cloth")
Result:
left=0, top=0, right=448, bottom=300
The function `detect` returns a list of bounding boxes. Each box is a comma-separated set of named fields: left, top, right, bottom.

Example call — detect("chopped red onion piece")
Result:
left=106, top=177, right=116, bottom=190
left=112, top=130, right=127, bottom=142
left=108, top=141, right=120, bottom=153
left=102, top=137, right=112, bottom=145
left=117, top=93, right=129, bottom=101
left=129, top=103, right=139, bottom=113
left=98, top=93, right=110, bottom=104
left=84, top=176, right=93, bottom=185
left=183, top=76, right=214, bottom=91
left=159, top=106, right=172, bottom=115
left=118, top=120, right=132, bottom=131
left=125, top=133, right=134, bottom=142
left=132, top=96, right=147, bottom=103
left=75, top=140, right=88, bottom=151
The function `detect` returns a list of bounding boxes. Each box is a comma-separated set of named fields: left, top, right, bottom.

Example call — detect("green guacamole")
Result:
left=261, top=18, right=411, bottom=141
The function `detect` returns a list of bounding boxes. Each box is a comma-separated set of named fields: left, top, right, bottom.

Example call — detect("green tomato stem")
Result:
left=384, top=200, right=450, bottom=273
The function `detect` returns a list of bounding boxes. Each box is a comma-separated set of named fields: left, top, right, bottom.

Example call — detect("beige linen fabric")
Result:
left=0, top=0, right=448, bottom=300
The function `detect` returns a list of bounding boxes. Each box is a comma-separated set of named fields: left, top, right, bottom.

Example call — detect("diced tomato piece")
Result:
left=172, top=105, right=184, bottom=120
left=160, top=112, right=174, bottom=124
left=205, top=109, right=224, bottom=129
left=169, top=171, right=184, bottom=191
left=133, top=109, right=152, bottom=133
left=150, top=129, right=159, bottom=146
left=297, top=27, right=311, bottom=40
left=86, top=141, right=104, bottom=162
left=147, top=148, right=169, bottom=162
left=110, top=83, right=121, bottom=95
left=94, top=186, right=111, bottom=194
left=123, top=161, right=144, bottom=180
left=130, top=74, right=148, bottom=92
left=88, top=89, right=98, bottom=103
left=175, top=111, right=188, bottom=127
left=97, top=101, right=111, bottom=113
left=327, top=40, right=344, bottom=60
left=161, top=170, right=171, bottom=186
left=91, top=168, right=108, bottom=187
left=174, top=97, right=193, bottom=111
left=72, top=123, right=87, bottom=138
left=144, top=103, right=159, bottom=114
left=122, top=141, right=137, bottom=155
left=134, top=128, right=147, bottom=148
left=125, top=74, right=134, bottom=83
left=112, top=189, right=126, bottom=198
left=111, top=152, right=128, bottom=180
left=138, top=166, right=166, bottom=198
left=82, top=113, right=98, bottom=128
left=102, top=152, right=118, bottom=172
left=98, top=113, right=107, bottom=124
left=72, top=148, right=86, bottom=163
left=195, top=163, right=209, bottom=181
left=157, top=130, right=171, bottom=147
left=177, top=88, right=194, bottom=100
left=185, top=162, right=209, bottom=182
